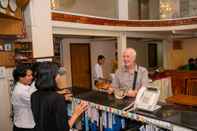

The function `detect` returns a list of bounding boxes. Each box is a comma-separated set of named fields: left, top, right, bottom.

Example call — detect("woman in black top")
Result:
left=31, top=62, right=87, bottom=131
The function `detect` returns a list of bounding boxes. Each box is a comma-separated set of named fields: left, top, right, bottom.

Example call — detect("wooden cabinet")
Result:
left=0, top=0, right=30, bottom=36
left=151, top=70, right=197, bottom=96
left=187, top=79, right=197, bottom=96
left=0, top=3, right=23, bottom=36
left=14, top=42, right=33, bottom=64
left=0, top=40, right=15, bottom=67
left=0, top=41, right=33, bottom=67
left=0, top=0, right=30, bottom=66
left=14, top=42, right=32, bottom=57
left=169, top=71, right=197, bottom=96
left=0, top=51, right=15, bottom=67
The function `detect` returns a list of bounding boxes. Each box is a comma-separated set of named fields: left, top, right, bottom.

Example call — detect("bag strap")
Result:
left=132, top=66, right=138, bottom=90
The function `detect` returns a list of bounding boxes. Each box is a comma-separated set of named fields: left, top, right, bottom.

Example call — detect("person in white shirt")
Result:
left=12, top=64, right=36, bottom=131
left=94, top=55, right=105, bottom=84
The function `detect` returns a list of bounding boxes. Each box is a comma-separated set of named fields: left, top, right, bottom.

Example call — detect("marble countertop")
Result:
left=72, top=88, right=197, bottom=130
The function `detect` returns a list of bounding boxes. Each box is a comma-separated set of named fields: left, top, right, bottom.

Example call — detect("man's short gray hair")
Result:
left=124, top=48, right=136, bottom=60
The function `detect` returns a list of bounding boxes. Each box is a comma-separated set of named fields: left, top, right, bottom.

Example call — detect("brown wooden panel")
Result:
left=70, top=44, right=91, bottom=89
left=187, top=79, right=197, bottom=96
left=0, top=52, right=15, bottom=67
left=0, top=2, right=27, bottom=37
left=171, top=75, right=187, bottom=95
left=166, top=95, right=197, bottom=106
left=52, top=12, right=197, bottom=27
left=0, top=18, right=23, bottom=35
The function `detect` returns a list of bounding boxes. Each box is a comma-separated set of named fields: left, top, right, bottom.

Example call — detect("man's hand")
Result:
left=126, top=90, right=137, bottom=97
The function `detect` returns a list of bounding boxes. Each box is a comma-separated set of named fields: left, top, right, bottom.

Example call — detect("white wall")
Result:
left=26, top=0, right=54, bottom=58
left=62, top=38, right=116, bottom=88
left=91, top=40, right=116, bottom=78
left=181, top=38, right=197, bottom=64
left=0, top=68, right=13, bottom=131
left=162, top=38, right=197, bottom=69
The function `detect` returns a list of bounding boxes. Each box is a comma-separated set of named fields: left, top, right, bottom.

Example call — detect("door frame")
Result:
left=70, top=43, right=92, bottom=89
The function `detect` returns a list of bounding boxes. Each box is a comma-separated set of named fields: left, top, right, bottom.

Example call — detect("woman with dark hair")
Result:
left=30, top=62, right=41, bottom=90
left=31, top=62, right=88, bottom=131
left=12, top=64, right=36, bottom=131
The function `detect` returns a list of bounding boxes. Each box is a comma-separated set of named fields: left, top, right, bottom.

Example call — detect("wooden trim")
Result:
left=70, top=43, right=92, bottom=89
left=52, top=12, right=197, bottom=27
left=0, top=18, right=24, bottom=36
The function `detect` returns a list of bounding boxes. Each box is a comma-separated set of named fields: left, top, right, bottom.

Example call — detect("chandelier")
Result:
left=160, top=0, right=173, bottom=19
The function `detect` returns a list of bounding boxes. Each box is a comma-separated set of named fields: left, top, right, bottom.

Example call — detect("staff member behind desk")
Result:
left=12, top=64, right=36, bottom=131
left=94, top=55, right=105, bottom=85
left=108, top=48, right=149, bottom=130
left=109, top=48, right=149, bottom=97
left=31, top=62, right=88, bottom=131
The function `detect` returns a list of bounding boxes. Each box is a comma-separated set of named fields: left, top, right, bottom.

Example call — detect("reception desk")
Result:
left=71, top=89, right=197, bottom=131
left=166, top=95, right=197, bottom=107
left=150, top=70, right=197, bottom=96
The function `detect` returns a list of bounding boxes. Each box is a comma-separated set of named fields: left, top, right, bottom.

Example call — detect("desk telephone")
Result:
left=123, top=86, right=161, bottom=112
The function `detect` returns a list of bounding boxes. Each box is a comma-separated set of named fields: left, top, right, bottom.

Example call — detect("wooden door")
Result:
left=70, top=44, right=91, bottom=89
left=148, top=43, right=157, bottom=68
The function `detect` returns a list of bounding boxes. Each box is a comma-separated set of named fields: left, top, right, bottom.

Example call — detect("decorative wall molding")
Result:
left=52, top=12, right=197, bottom=27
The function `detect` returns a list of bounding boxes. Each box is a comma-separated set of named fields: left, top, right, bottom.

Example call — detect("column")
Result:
left=25, top=0, right=54, bottom=58
left=117, top=32, right=127, bottom=67
left=117, top=0, right=128, bottom=20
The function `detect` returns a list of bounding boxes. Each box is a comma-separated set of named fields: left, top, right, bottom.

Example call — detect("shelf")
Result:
left=0, top=11, right=22, bottom=20
left=14, top=42, right=33, bottom=64
left=20, top=50, right=32, bottom=53
left=0, top=51, right=15, bottom=67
